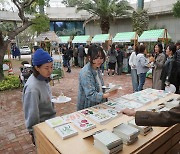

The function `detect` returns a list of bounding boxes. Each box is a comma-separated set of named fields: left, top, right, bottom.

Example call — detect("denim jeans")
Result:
left=138, top=73, right=146, bottom=91
left=78, top=57, right=84, bottom=68
left=131, top=69, right=138, bottom=92
left=117, top=63, right=123, bottom=75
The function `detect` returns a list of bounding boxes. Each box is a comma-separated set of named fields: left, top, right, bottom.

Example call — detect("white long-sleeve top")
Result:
left=129, top=51, right=137, bottom=69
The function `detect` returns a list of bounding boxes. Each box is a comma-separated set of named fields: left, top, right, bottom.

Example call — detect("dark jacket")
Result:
left=176, top=49, right=180, bottom=66
left=116, top=49, right=124, bottom=64
left=78, top=46, right=85, bottom=58
left=160, top=56, right=177, bottom=86
left=135, top=104, right=180, bottom=127
left=64, top=49, right=71, bottom=60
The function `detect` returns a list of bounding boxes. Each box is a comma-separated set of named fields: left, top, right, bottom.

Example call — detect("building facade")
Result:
left=0, top=0, right=179, bottom=42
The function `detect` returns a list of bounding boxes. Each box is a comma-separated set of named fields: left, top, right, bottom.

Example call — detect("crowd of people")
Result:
left=22, top=41, right=180, bottom=145
left=59, top=43, right=133, bottom=76
left=128, top=42, right=180, bottom=94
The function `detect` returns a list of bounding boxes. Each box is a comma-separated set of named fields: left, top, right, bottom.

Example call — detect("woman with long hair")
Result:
left=151, top=43, right=166, bottom=89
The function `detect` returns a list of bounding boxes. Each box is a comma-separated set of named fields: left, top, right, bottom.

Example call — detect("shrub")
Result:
left=3, top=59, right=11, bottom=63
left=52, top=69, right=62, bottom=77
left=0, top=76, right=20, bottom=91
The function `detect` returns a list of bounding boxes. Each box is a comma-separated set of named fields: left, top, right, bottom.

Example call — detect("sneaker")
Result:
left=112, top=72, right=115, bottom=76
left=108, top=73, right=110, bottom=76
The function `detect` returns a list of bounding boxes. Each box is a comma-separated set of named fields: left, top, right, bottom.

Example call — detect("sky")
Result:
left=0, top=0, right=152, bottom=11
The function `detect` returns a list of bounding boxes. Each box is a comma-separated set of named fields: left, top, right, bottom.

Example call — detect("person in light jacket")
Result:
left=77, top=45, right=118, bottom=110
left=129, top=45, right=139, bottom=92
left=136, top=45, right=151, bottom=91
left=22, top=49, right=56, bottom=144
left=151, top=43, right=166, bottom=90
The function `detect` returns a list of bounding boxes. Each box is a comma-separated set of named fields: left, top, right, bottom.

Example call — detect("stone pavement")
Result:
left=0, top=66, right=152, bottom=154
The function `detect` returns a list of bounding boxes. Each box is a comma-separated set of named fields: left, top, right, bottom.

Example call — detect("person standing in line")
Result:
left=175, top=41, right=180, bottom=94
left=73, top=45, right=79, bottom=67
left=22, top=49, right=56, bottom=144
left=129, top=45, right=139, bottom=92
left=107, top=44, right=118, bottom=76
left=77, top=45, right=118, bottom=110
left=151, top=43, right=166, bottom=90
left=62, top=45, right=67, bottom=67
left=68, top=46, right=73, bottom=67
left=100, top=45, right=107, bottom=76
left=64, top=47, right=72, bottom=73
left=160, top=44, right=177, bottom=90
left=78, top=44, right=86, bottom=68
left=136, top=45, right=151, bottom=91
left=127, top=45, right=133, bottom=74
left=84, top=45, right=89, bottom=64
left=116, top=45, right=124, bottom=75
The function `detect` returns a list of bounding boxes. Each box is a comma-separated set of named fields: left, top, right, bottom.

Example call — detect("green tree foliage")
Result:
left=31, top=14, right=50, bottom=34
left=68, top=0, right=133, bottom=34
left=132, top=10, right=149, bottom=36
left=0, top=0, right=50, bottom=81
left=24, top=0, right=50, bottom=14
left=173, top=0, right=180, bottom=18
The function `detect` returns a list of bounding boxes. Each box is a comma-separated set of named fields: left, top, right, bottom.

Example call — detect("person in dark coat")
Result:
left=64, top=47, right=72, bottom=73
left=73, top=46, right=78, bottom=67
left=12, top=45, right=21, bottom=60
left=121, top=104, right=180, bottom=127
left=78, top=44, right=86, bottom=68
left=175, top=41, right=180, bottom=94
left=116, top=45, right=124, bottom=75
left=160, top=44, right=177, bottom=91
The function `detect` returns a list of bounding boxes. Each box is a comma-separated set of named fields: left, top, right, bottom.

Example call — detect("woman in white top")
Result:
left=129, top=45, right=139, bottom=92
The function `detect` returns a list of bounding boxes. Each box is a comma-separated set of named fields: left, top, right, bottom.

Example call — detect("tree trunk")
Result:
left=100, top=17, right=110, bottom=34
left=0, top=41, right=9, bottom=81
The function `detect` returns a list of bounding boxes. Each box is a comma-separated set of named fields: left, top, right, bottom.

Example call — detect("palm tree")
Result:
left=76, top=0, right=133, bottom=34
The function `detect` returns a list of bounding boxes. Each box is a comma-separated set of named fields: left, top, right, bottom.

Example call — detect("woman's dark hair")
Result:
left=89, top=45, right=106, bottom=64
left=110, top=44, right=116, bottom=53
left=134, top=45, right=139, bottom=55
left=33, top=65, right=41, bottom=77
left=167, top=43, right=177, bottom=55
left=154, top=43, right=163, bottom=53
left=139, top=45, right=146, bottom=53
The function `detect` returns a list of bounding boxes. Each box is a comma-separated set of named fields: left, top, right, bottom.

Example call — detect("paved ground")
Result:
left=0, top=57, right=152, bottom=154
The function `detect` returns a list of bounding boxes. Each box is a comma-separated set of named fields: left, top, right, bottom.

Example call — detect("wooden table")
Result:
left=34, top=94, right=180, bottom=154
